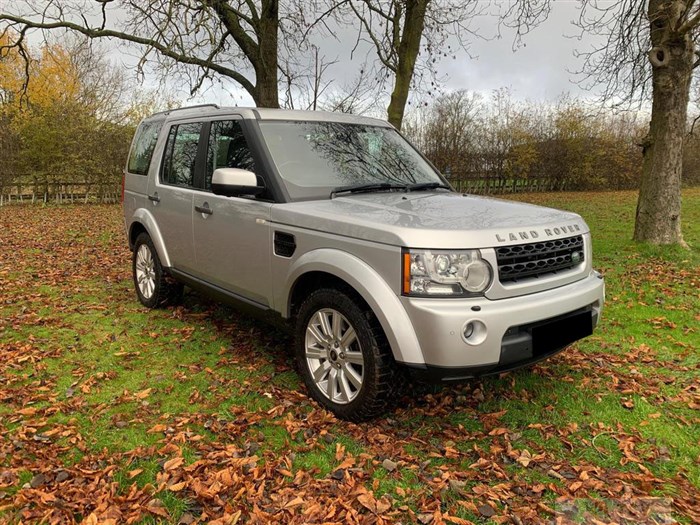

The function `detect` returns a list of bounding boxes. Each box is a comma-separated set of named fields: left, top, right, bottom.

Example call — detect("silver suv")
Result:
left=123, top=105, right=605, bottom=421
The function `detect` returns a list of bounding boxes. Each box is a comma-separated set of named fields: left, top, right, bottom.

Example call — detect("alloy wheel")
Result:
left=305, top=308, right=365, bottom=404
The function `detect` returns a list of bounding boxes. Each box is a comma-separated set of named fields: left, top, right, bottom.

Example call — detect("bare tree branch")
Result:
left=691, top=113, right=700, bottom=134
left=1, top=11, right=257, bottom=97
left=677, top=2, right=700, bottom=33
left=0, top=0, right=291, bottom=107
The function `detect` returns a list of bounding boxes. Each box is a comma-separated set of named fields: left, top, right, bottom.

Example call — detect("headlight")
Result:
left=402, top=249, right=492, bottom=297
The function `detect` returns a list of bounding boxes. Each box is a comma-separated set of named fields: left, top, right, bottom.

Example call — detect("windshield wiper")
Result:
left=330, top=182, right=408, bottom=198
left=407, top=182, right=452, bottom=192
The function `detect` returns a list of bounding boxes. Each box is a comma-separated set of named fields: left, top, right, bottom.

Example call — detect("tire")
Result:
left=132, top=232, right=183, bottom=308
left=295, top=288, right=399, bottom=421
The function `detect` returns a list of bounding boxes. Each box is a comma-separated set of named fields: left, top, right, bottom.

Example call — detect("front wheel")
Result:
left=295, top=288, right=399, bottom=421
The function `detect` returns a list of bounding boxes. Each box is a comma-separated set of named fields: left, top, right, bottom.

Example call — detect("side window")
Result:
left=205, top=120, right=256, bottom=190
left=161, top=122, right=203, bottom=187
left=127, top=120, right=162, bottom=175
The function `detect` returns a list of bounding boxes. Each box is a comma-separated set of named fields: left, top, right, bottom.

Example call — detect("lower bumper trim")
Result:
left=403, top=345, right=567, bottom=383
left=402, top=306, right=597, bottom=383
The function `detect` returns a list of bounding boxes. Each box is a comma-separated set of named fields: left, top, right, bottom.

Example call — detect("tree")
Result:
left=577, top=1, right=699, bottom=244
left=504, top=0, right=698, bottom=244
left=404, top=90, right=646, bottom=193
left=404, top=89, right=482, bottom=180
left=0, top=37, right=153, bottom=199
left=0, top=0, right=284, bottom=107
left=311, top=0, right=480, bottom=129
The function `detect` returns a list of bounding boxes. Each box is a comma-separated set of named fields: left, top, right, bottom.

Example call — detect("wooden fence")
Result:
left=448, top=177, right=565, bottom=194
left=0, top=176, right=562, bottom=206
left=0, top=182, right=121, bottom=206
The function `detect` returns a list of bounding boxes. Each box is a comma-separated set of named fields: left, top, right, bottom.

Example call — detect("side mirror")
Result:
left=212, top=168, right=264, bottom=197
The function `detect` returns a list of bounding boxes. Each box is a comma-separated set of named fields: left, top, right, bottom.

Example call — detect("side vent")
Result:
left=274, top=231, right=296, bottom=258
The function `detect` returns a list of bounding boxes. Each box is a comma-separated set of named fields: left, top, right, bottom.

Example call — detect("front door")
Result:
left=192, top=119, right=273, bottom=307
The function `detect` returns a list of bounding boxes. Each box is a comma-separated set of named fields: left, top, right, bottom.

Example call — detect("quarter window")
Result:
left=127, top=120, right=162, bottom=175
left=205, top=120, right=256, bottom=190
left=161, top=122, right=203, bottom=187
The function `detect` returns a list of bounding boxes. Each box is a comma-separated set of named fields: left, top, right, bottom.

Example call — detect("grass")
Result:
left=0, top=189, right=698, bottom=524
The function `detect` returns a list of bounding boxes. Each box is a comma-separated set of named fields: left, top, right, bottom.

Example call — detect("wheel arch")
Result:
left=128, top=209, right=172, bottom=268
left=283, top=249, right=424, bottom=365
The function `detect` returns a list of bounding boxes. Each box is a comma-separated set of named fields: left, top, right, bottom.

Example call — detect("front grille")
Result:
left=496, top=235, right=584, bottom=283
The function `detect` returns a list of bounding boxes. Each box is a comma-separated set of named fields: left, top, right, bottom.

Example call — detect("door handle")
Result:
left=148, top=193, right=160, bottom=203
left=195, top=203, right=213, bottom=215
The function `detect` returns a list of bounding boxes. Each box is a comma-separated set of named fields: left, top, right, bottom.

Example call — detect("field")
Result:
left=0, top=190, right=699, bottom=524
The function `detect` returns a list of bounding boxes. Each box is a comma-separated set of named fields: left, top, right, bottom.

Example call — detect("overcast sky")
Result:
left=444, top=2, right=592, bottom=101
left=11, top=0, right=698, bottom=115
left=169, top=1, right=603, bottom=112
left=18, top=0, right=690, bottom=116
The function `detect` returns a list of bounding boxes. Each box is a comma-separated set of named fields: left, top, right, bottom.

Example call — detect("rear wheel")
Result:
left=132, top=233, right=183, bottom=308
left=295, top=288, right=398, bottom=421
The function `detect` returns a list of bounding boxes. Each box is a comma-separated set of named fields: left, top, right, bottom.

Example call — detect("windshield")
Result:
left=258, top=120, right=445, bottom=200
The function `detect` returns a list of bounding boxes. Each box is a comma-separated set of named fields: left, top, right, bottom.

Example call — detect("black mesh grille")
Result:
left=496, top=235, right=584, bottom=282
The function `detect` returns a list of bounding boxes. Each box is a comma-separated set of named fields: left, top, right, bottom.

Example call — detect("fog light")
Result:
left=461, top=319, right=487, bottom=345
left=464, top=322, right=474, bottom=339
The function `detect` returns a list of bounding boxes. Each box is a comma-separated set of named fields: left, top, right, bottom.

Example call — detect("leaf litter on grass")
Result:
left=0, top=194, right=699, bottom=524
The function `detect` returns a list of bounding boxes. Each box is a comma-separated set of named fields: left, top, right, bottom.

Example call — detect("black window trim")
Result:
left=194, top=121, right=211, bottom=190
left=197, top=116, right=279, bottom=203
left=241, top=119, right=289, bottom=203
left=151, top=112, right=288, bottom=203
left=158, top=120, right=206, bottom=190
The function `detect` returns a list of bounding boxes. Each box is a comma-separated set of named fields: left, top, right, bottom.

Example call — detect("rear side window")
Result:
left=205, top=120, right=256, bottom=190
left=161, top=122, right=203, bottom=187
left=127, top=120, right=162, bottom=175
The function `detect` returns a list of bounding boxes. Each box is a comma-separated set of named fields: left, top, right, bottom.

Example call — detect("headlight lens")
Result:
left=402, top=249, right=493, bottom=297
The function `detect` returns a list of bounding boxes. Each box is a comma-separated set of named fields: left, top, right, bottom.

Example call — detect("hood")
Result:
left=271, top=191, right=588, bottom=249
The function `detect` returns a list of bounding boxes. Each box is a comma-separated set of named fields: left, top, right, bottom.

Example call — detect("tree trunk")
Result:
left=252, top=0, right=280, bottom=108
left=634, top=0, right=695, bottom=245
left=387, top=0, right=429, bottom=130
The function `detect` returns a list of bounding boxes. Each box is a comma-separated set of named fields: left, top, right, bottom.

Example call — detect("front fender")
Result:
left=130, top=208, right=171, bottom=268
left=284, top=249, right=425, bottom=365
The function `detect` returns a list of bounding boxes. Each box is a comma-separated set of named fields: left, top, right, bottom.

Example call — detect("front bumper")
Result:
left=398, top=271, right=605, bottom=381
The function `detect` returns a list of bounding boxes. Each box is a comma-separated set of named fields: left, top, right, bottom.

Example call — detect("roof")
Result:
left=145, top=105, right=392, bottom=128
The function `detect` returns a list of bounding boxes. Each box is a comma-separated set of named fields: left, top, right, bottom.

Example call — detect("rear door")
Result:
left=147, top=120, right=205, bottom=273
left=191, top=118, right=273, bottom=307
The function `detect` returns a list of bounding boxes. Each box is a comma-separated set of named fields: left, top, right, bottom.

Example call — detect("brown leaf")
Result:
left=357, top=493, right=377, bottom=513
left=145, top=498, right=169, bottom=518
left=358, top=493, right=390, bottom=515
left=516, top=449, right=533, bottom=467
left=128, top=469, right=143, bottom=479
left=284, top=496, right=305, bottom=508
left=375, top=498, right=391, bottom=514
left=569, top=481, right=583, bottom=492
left=135, top=388, right=152, bottom=399
left=168, top=481, right=187, bottom=492
left=621, top=399, right=635, bottom=409
left=417, top=513, right=434, bottom=524
left=163, top=457, right=184, bottom=471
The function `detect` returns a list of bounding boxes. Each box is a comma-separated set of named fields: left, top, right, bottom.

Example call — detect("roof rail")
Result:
left=148, top=103, right=221, bottom=118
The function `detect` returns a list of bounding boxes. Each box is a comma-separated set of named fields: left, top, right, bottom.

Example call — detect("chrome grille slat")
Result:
left=496, top=235, right=584, bottom=283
